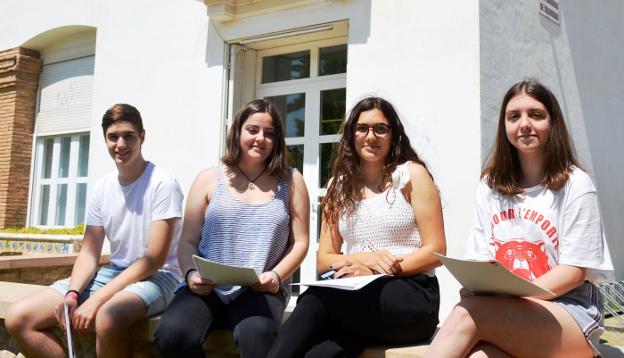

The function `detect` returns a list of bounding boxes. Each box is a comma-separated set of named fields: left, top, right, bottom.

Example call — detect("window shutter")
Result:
left=36, top=56, right=95, bottom=135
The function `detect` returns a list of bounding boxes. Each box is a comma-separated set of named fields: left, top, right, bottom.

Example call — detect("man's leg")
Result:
left=5, top=288, right=66, bottom=358
left=94, top=291, right=146, bottom=358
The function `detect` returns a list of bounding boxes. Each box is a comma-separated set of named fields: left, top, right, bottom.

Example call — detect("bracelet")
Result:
left=270, top=270, right=282, bottom=286
left=185, top=268, right=197, bottom=282
left=65, top=289, right=79, bottom=301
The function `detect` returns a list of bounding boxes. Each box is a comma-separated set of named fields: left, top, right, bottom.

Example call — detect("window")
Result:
left=256, top=39, right=347, bottom=287
left=32, top=134, right=90, bottom=227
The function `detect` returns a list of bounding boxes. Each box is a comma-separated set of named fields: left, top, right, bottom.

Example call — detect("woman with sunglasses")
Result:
left=269, top=96, right=446, bottom=357
left=155, top=99, right=310, bottom=358
left=426, top=80, right=612, bottom=357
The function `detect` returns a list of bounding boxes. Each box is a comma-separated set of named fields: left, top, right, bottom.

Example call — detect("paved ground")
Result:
left=603, top=315, right=624, bottom=346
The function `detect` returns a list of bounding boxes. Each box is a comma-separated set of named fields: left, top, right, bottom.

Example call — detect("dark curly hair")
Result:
left=322, top=96, right=430, bottom=227
left=482, top=79, right=579, bottom=195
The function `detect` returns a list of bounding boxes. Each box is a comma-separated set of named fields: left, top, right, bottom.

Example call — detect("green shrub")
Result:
left=0, top=224, right=85, bottom=235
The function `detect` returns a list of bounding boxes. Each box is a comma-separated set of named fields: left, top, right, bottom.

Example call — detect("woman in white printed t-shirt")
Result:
left=427, top=80, right=613, bottom=358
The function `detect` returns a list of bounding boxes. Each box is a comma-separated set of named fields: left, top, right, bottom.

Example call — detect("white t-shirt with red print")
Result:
left=465, top=167, right=613, bottom=283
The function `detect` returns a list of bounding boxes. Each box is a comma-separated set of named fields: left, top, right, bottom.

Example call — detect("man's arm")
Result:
left=56, top=225, right=106, bottom=329
left=70, top=217, right=178, bottom=332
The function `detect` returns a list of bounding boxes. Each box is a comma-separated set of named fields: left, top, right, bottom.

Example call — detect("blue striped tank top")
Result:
left=198, top=165, right=292, bottom=303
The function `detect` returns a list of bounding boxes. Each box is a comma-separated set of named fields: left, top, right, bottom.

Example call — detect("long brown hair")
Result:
left=482, top=80, right=579, bottom=195
left=322, top=96, right=429, bottom=227
left=221, top=99, right=289, bottom=176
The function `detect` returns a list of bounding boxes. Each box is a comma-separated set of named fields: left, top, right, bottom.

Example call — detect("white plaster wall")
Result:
left=213, top=0, right=482, bottom=319
left=350, top=0, right=482, bottom=322
left=480, top=0, right=623, bottom=280
left=0, top=0, right=222, bottom=197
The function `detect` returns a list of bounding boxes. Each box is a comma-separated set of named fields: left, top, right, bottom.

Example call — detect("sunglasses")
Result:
left=354, top=123, right=391, bottom=138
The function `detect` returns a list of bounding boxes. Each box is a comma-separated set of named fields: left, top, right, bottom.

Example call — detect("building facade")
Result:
left=0, top=0, right=622, bottom=318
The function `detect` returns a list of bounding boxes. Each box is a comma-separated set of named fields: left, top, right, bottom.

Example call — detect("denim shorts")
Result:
left=553, top=281, right=604, bottom=357
left=50, top=264, right=179, bottom=318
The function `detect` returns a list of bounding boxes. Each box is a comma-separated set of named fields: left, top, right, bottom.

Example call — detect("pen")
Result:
left=321, top=270, right=336, bottom=280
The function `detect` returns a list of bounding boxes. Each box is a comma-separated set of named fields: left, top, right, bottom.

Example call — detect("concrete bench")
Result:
left=0, top=280, right=429, bottom=357
left=3, top=278, right=619, bottom=358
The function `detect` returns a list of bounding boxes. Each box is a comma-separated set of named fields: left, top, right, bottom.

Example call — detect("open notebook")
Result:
left=292, top=274, right=389, bottom=291
left=435, top=253, right=555, bottom=297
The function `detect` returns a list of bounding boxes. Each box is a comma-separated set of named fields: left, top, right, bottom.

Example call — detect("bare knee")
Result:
left=95, top=305, right=133, bottom=336
left=5, top=301, right=36, bottom=334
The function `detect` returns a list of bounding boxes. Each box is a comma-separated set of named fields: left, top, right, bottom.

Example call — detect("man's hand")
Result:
left=187, top=270, right=216, bottom=296
left=70, top=295, right=106, bottom=334
left=55, top=298, right=77, bottom=331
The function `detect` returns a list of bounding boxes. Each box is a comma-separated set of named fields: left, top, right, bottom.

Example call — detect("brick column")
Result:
left=0, top=47, right=42, bottom=229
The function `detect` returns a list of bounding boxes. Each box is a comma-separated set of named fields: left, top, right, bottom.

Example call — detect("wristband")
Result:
left=65, top=289, right=79, bottom=301
left=270, top=270, right=282, bottom=286
left=185, top=268, right=197, bottom=282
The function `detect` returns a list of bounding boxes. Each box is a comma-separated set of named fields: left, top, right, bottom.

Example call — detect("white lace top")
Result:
left=338, top=162, right=434, bottom=276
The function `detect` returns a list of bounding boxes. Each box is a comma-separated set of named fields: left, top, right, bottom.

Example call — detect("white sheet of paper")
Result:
left=64, top=302, right=75, bottom=358
left=292, top=274, right=388, bottom=291
left=192, top=255, right=260, bottom=286
left=435, top=253, right=555, bottom=297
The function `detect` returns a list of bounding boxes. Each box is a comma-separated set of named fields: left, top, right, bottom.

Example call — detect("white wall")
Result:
left=480, top=0, right=623, bottom=280
left=347, top=0, right=481, bottom=320
left=0, top=0, right=223, bottom=196
left=1, top=0, right=483, bottom=320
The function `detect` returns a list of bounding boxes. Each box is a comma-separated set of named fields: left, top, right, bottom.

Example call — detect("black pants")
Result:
left=155, top=285, right=286, bottom=358
left=268, top=275, right=439, bottom=358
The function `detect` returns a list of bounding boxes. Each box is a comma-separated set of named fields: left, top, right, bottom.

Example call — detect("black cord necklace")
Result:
left=237, top=164, right=267, bottom=190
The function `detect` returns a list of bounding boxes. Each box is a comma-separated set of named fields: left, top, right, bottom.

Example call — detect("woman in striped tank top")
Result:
left=155, top=100, right=310, bottom=358
left=270, top=97, right=447, bottom=357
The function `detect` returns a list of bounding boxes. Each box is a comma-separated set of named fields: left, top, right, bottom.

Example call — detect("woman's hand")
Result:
left=356, top=250, right=403, bottom=274
left=187, top=270, right=216, bottom=296
left=333, top=261, right=374, bottom=278
left=459, top=287, right=474, bottom=300
left=253, top=271, right=281, bottom=293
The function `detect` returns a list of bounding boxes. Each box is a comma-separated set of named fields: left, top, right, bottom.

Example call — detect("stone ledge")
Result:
left=0, top=253, right=110, bottom=270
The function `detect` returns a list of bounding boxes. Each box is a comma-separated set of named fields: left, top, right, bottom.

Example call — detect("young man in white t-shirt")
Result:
left=6, top=104, right=184, bottom=358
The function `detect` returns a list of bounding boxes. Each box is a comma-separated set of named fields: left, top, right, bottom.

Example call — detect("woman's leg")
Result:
left=351, top=275, right=440, bottom=344
left=268, top=287, right=337, bottom=358
left=426, top=296, right=593, bottom=358
left=226, top=289, right=285, bottom=358
left=155, top=286, right=225, bottom=358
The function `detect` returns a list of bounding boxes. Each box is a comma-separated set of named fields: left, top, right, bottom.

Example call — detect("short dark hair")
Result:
left=221, top=99, right=289, bottom=177
left=482, top=79, right=579, bottom=195
left=101, top=104, right=144, bottom=135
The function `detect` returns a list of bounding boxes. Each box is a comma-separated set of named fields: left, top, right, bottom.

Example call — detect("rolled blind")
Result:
left=36, top=56, right=94, bottom=135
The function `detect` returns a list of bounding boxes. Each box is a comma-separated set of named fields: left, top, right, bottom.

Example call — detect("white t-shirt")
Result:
left=86, top=162, right=184, bottom=280
left=465, top=167, right=613, bottom=283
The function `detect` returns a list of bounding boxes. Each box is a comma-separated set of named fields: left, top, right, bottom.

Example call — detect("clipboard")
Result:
left=192, top=255, right=260, bottom=285
left=435, top=253, right=555, bottom=297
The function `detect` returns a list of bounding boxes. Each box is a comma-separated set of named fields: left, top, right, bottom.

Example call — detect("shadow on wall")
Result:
left=563, top=1, right=624, bottom=281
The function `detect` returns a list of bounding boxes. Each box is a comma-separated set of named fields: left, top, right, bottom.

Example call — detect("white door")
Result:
left=255, top=39, right=347, bottom=291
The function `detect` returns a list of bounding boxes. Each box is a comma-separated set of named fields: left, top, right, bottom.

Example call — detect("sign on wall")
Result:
left=539, top=0, right=560, bottom=25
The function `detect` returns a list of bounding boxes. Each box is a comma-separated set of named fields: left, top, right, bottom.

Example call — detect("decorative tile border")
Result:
left=0, top=235, right=81, bottom=255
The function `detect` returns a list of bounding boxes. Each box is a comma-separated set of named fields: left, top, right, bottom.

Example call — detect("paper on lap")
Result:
left=435, top=253, right=555, bottom=297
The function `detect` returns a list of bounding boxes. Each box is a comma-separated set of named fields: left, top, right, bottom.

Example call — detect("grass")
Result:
left=0, top=224, right=85, bottom=235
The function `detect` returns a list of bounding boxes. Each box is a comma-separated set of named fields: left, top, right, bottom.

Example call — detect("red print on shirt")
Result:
left=493, top=239, right=551, bottom=281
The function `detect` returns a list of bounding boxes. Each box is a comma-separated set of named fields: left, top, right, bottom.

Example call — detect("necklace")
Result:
left=237, top=164, right=267, bottom=190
